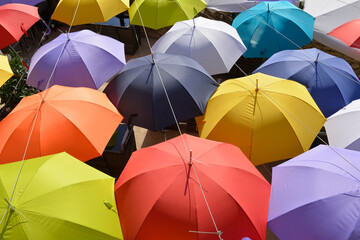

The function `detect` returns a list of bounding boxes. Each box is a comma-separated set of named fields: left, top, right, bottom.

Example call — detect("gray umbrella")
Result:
left=104, top=53, right=219, bottom=131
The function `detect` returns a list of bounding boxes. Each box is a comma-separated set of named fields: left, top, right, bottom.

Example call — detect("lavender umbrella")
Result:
left=27, top=29, right=126, bottom=90
left=0, top=0, right=43, bottom=5
left=268, top=144, right=360, bottom=240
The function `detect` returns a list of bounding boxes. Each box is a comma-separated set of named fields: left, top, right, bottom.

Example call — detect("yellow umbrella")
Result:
left=129, top=0, right=207, bottom=30
left=0, top=55, right=13, bottom=87
left=196, top=73, right=326, bottom=165
left=51, top=0, right=129, bottom=26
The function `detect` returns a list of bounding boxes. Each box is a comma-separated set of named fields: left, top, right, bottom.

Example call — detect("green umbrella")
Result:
left=129, top=0, right=207, bottom=30
left=0, top=152, right=123, bottom=240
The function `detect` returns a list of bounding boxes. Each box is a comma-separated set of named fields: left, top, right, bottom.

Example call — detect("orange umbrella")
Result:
left=0, top=85, right=123, bottom=164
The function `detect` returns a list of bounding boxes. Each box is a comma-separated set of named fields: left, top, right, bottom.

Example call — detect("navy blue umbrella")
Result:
left=254, top=48, right=360, bottom=117
left=104, top=53, right=219, bottom=131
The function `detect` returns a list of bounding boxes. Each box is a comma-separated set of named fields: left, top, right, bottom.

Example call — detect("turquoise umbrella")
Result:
left=232, top=1, right=314, bottom=58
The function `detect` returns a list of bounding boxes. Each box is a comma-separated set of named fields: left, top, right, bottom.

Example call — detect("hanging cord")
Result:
left=132, top=0, right=222, bottom=237
left=0, top=0, right=81, bottom=228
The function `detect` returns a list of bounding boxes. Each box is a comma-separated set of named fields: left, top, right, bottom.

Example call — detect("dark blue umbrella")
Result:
left=104, top=53, right=219, bottom=131
left=232, top=1, right=314, bottom=58
left=254, top=48, right=360, bottom=117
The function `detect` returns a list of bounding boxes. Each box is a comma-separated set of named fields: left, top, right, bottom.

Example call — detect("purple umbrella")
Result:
left=268, top=144, right=360, bottom=240
left=27, top=29, right=126, bottom=90
left=0, top=0, right=43, bottom=5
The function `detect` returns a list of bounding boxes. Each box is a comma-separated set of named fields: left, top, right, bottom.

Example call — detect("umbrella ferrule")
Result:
left=315, top=52, right=320, bottom=63
left=189, top=150, right=193, bottom=165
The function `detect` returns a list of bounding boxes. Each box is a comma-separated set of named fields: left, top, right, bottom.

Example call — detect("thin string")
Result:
left=0, top=0, right=81, bottom=228
left=133, top=0, right=222, bottom=236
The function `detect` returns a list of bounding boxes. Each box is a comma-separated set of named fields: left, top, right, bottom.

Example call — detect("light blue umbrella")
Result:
left=232, top=1, right=314, bottom=58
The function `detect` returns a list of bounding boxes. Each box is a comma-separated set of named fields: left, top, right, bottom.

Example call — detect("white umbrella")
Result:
left=324, top=99, right=360, bottom=149
left=152, top=16, right=247, bottom=75
left=303, top=0, right=360, bottom=61
left=204, top=0, right=300, bottom=12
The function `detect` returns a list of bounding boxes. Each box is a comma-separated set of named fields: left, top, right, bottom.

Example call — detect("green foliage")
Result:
left=0, top=50, right=38, bottom=111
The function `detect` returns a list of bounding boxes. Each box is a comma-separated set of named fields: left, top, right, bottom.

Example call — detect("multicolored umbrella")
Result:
left=0, top=55, right=13, bottom=87
left=268, top=144, right=360, bottom=240
left=152, top=16, right=247, bottom=75
left=104, top=53, right=219, bottom=132
left=0, top=85, right=123, bottom=164
left=27, top=30, right=126, bottom=90
left=129, top=0, right=207, bottom=30
left=196, top=72, right=326, bottom=165
left=115, top=134, right=271, bottom=240
left=0, top=152, right=123, bottom=240
left=0, top=3, right=40, bottom=50
left=328, top=18, right=360, bottom=49
left=51, top=0, right=129, bottom=26
left=254, top=48, right=360, bottom=117
left=232, top=1, right=314, bottom=58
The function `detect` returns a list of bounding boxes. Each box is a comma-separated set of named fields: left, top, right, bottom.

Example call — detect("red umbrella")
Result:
left=0, top=3, right=40, bottom=49
left=115, top=134, right=270, bottom=240
left=328, top=18, right=360, bottom=49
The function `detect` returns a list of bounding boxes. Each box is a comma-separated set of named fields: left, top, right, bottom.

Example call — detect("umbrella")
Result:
left=328, top=18, right=360, bottom=49
left=115, top=134, right=271, bottom=240
left=324, top=99, right=360, bottom=149
left=0, top=55, right=13, bottom=87
left=128, top=0, right=207, bottom=30
left=0, top=85, right=123, bottom=164
left=268, top=144, right=360, bottom=240
left=0, top=0, right=43, bottom=5
left=51, top=0, right=129, bottom=26
left=204, top=0, right=298, bottom=12
left=152, top=16, right=247, bottom=76
left=0, top=3, right=40, bottom=50
left=232, top=1, right=314, bottom=58
left=26, top=30, right=126, bottom=90
left=0, top=152, right=123, bottom=239
left=303, top=0, right=360, bottom=61
left=196, top=72, right=326, bottom=165
left=253, top=48, right=360, bottom=117
left=104, top=52, right=219, bottom=132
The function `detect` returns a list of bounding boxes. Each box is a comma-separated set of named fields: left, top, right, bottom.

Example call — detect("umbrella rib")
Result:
left=193, top=165, right=265, bottom=240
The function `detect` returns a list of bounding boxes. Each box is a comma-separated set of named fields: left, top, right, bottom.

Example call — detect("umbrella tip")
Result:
left=189, top=150, right=193, bottom=165
left=315, top=52, right=320, bottom=63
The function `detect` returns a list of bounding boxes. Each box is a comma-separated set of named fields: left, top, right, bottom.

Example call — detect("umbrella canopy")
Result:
left=232, top=1, right=314, bottom=58
left=0, top=0, right=43, bottom=5
left=27, top=30, right=126, bottom=90
left=0, top=152, right=123, bottom=240
left=128, top=0, right=207, bottom=30
left=268, top=144, right=360, bottom=240
left=196, top=72, right=326, bottom=165
left=115, top=134, right=271, bottom=240
left=328, top=18, right=360, bottom=49
left=152, top=16, right=247, bottom=76
left=303, top=0, right=360, bottom=61
left=324, top=99, right=360, bottom=149
left=51, top=0, right=129, bottom=26
left=204, top=0, right=298, bottom=12
left=104, top=52, right=219, bottom=132
left=0, top=85, right=123, bottom=164
left=253, top=48, right=360, bottom=117
left=0, top=3, right=40, bottom=50
left=0, top=55, right=13, bottom=87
